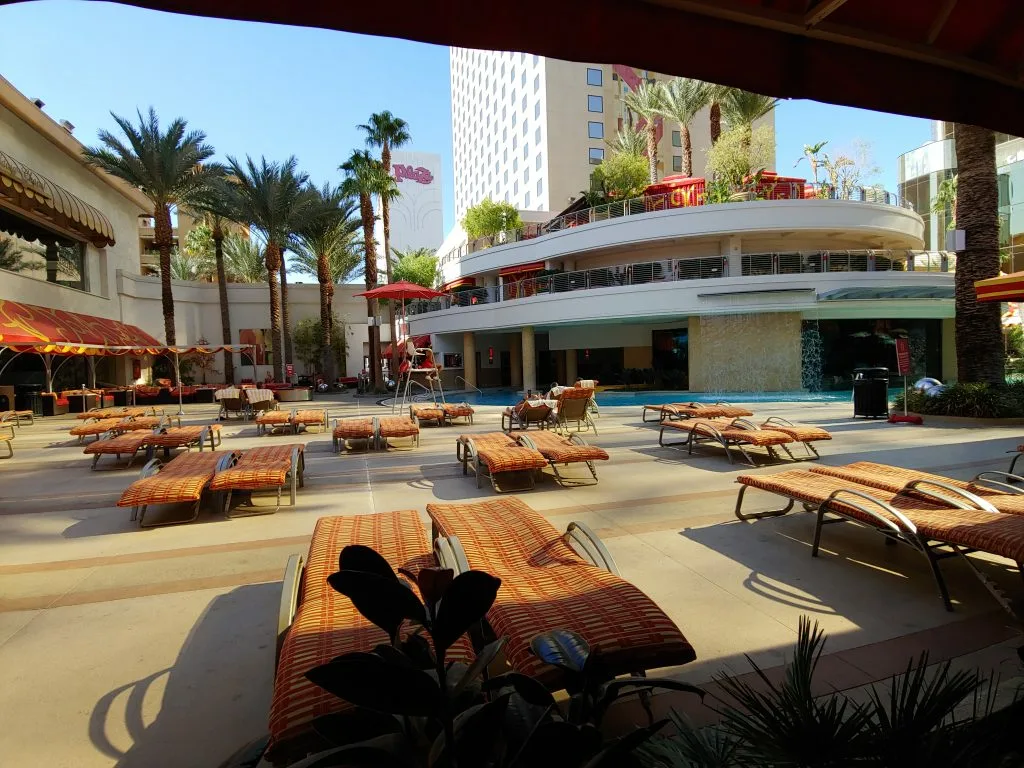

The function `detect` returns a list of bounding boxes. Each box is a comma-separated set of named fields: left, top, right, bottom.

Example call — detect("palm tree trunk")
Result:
left=279, top=254, right=294, bottom=380
left=681, top=124, right=692, bottom=177
left=381, top=144, right=400, bottom=381
left=646, top=122, right=658, bottom=184
left=154, top=203, right=176, bottom=345
left=318, top=252, right=334, bottom=382
left=213, top=229, right=235, bottom=384
left=710, top=101, right=721, bottom=145
left=265, top=243, right=284, bottom=382
left=360, top=194, right=382, bottom=389
left=953, top=123, right=1004, bottom=384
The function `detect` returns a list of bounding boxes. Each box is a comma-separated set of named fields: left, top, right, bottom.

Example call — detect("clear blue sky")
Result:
left=1, top=1, right=933, bottom=233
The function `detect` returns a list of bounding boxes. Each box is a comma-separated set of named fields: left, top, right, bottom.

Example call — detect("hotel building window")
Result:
left=588, top=95, right=603, bottom=113
left=589, top=147, right=605, bottom=165
left=588, top=121, right=604, bottom=139
left=671, top=130, right=681, bottom=147
left=672, top=155, right=682, bottom=172
left=587, top=67, right=602, bottom=86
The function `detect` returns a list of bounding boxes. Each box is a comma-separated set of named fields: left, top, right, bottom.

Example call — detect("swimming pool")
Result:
left=445, top=388, right=891, bottom=406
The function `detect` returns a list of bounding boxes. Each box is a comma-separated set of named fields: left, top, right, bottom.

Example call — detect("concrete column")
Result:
left=509, top=334, right=523, bottom=388
left=521, top=326, right=537, bottom=394
left=463, top=332, right=477, bottom=388
left=724, top=235, right=742, bottom=277
left=565, top=348, right=578, bottom=384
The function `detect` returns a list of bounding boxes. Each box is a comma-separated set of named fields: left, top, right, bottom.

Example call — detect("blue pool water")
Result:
left=449, top=388, right=898, bottom=406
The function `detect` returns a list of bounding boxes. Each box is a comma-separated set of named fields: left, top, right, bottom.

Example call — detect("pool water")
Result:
left=449, top=388, right=897, bottom=406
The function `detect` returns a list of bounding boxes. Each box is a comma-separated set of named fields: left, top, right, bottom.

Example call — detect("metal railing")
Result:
left=455, top=376, right=482, bottom=394
left=410, top=249, right=953, bottom=317
left=437, top=182, right=911, bottom=269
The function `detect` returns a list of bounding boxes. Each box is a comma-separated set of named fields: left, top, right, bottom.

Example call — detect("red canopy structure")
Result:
left=86, top=0, right=1024, bottom=135
left=382, top=335, right=431, bottom=358
left=975, top=272, right=1024, bottom=303
left=354, top=280, right=448, bottom=302
left=0, top=299, right=160, bottom=354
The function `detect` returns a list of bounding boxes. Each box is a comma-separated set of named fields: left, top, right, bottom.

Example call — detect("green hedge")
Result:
left=892, top=381, right=1024, bottom=419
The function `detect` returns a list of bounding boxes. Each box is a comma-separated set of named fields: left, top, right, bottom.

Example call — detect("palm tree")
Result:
left=623, top=82, right=665, bottom=184
left=223, top=233, right=267, bottom=283
left=186, top=177, right=242, bottom=382
left=953, top=124, right=1003, bottom=384
left=358, top=111, right=409, bottom=374
left=704, top=83, right=734, bottom=145
left=340, top=150, right=394, bottom=388
left=226, top=155, right=314, bottom=381
left=605, top=125, right=647, bottom=158
left=721, top=89, right=779, bottom=131
left=656, top=78, right=710, bottom=177
left=795, top=140, right=829, bottom=192
left=168, top=247, right=213, bottom=281
left=0, top=236, right=29, bottom=273
left=294, top=185, right=362, bottom=379
left=83, top=108, right=219, bottom=345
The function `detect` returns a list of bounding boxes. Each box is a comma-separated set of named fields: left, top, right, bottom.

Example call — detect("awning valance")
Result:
left=0, top=299, right=159, bottom=354
left=499, top=261, right=545, bottom=277
left=442, top=277, right=476, bottom=291
left=975, top=272, right=1024, bottom=303
left=0, top=150, right=116, bottom=247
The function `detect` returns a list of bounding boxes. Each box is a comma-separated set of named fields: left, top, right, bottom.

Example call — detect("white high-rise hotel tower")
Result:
left=449, top=49, right=733, bottom=220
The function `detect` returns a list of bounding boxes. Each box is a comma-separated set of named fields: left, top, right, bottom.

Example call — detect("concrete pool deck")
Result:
left=1, top=393, right=1023, bottom=766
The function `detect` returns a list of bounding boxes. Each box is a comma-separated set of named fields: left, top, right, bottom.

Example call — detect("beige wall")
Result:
left=689, top=312, right=802, bottom=392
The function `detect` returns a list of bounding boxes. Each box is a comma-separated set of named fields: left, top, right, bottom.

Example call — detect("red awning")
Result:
left=499, top=261, right=545, bottom=277
left=975, top=272, right=1024, bottom=303
left=0, top=300, right=161, bottom=355
left=442, top=277, right=476, bottom=291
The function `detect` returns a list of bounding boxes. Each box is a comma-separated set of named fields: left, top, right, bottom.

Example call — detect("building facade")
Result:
left=387, top=150, right=443, bottom=254
left=449, top=50, right=773, bottom=220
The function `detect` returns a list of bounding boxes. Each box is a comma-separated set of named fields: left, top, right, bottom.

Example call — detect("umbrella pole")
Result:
left=175, top=351, right=184, bottom=417
left=43, top=353, right=53, bottom=393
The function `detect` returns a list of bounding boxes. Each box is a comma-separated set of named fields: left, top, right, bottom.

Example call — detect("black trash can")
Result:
left=852, top=367, right=890, bottom=419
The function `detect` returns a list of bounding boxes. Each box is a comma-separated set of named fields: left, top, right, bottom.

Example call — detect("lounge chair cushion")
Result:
left=714, top=427, right=793, bottom=447
left=738, top=470, right=1024, bottom=562
left=462, top=432, right=516, bottom=448
left=378, top=416, right=419, bottom=438
left=292, top=410, right=326, bottom=427
left=114, top=416, right=164, bottom=432
left=476, top=446, right=548, bottom=474
left=144, top=425, right=219, bottom=448
left=762, top=423, right=832, bottom=442
left=332, top=418, right=375, bottom=440
left=523, top=431, right=609, bottom=463
left=411, top=404, right=445, bottom=422
left=83, top=433, right=150, bottom=455
left=210, top=444, right=302, bottom=491
left=268, top=512, right=473, bottom=761
left=427, top=498, right=697, bottom=682
left=117, top=452, right=226, bottom=507
left=257, top=411, right=292, bottom=426
left=70, top=418, right=124, bottom=436
left=442, top=403, right=474, bottom=418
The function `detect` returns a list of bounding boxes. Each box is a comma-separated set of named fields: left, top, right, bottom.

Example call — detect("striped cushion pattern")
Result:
left=462, top=432, right=515, bottom=448
left=113, top=417, right=164, bottom=432
left=426, top=498, right=696, bottom=682
left=70, top=418, right=123, bottom=436
left=209, top=444, right=301, bottom=491
left=378, top=416, right=420, bottom=438
left=257, top=411, right=291, bottom=425
left=443, top=403, right=474, bottom=417
left=117, top=452, right=226, bottom=507
left=762, top=423, right=832, bottom=442
left=666, top=403, right=754, bottom=419
left=477, top=446, right=548, bottom=474
left=143, top=426, right=217, bottom=448
left=521, top=431, right=609, bottom=463
left=411, top=404, right=445, bottom=422
left=661, top=418, right=731, bottom=433
left=737, top=470, right=1024, bottom=562
left=292, top=410, right=326, bottom=426
left=268, top=512, right=473, bottom=760
left=714, top=427, right=793, bottom=447
left=83, top=433, right=150, bottom=455
left=332, top=418, right=374, bottom=440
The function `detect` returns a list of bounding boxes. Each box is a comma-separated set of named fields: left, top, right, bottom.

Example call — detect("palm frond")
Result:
left=358, top=111, right=411, bottom=152
left=721, top=89, right=779, bottom=130
left=222, top=233, right=267, bottom=283
left=657, top=78, right=712, bottom=126
left=623, top=81, right=665, bottom=121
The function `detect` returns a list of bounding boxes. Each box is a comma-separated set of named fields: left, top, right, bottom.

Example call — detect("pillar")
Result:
left=463, top=332, right=477, bottom=388
left=509, top=334, right=523, bottom=388
left=724, top=235, right=742, bottom=277
left=521, top=326, right=537, bottom=394
left=565, top=348, right=578, bottom=384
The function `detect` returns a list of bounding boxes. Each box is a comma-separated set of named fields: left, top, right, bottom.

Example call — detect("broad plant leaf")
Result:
left=306, top=653, right=442, bottom=717
left=582, top=719, right=668, bottom=768
left=338, top=544, right=398, bottom=579
left=328, top=570, right=426, bottom=640
left=428, top=693, right=511, bottom=768
left=594, top=678, right=705, bottom=724
left=453, top=636, right=507, bottom=696
left=433, top=570, right=501, bottom=653
left=483, top=672, right=557, bottom=708
left=312, top=708, right=403, bottom=747
left=285, top=734, right=414, bottom=767
left=530, top=630, right=590, bottom=673
left=510, top=720, right=602, bottom=767
left=416, top=567, right=454, bottom=606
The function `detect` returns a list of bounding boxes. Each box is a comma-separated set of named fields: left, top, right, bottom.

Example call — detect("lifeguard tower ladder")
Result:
left=393, top=346, right=447, bottom=413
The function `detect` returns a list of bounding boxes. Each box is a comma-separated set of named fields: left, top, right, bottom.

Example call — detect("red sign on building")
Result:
left=285, top=363, right=294, bottom=379
left=393, top=164, right=434, bottom=185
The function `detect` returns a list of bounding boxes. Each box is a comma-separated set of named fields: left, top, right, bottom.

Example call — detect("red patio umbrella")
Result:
left=354, top=281, right=448, bottom=358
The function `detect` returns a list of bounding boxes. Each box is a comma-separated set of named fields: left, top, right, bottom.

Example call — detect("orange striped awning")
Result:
left=975, top=272, right=1024, bottom=303
left=499, top=261, right=545, bottom=277
left=0, top=299, right=159, bottom=353
left=441, top=277, right=476, bottom=291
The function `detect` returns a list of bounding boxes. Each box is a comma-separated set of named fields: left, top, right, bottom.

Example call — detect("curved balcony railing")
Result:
left=438, top=183, right=911, bottom=270
left=410, top=249, right=952, bottom=317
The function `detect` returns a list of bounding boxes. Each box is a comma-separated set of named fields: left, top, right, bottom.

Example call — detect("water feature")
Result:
left=801, top=321, right=824, bottom=392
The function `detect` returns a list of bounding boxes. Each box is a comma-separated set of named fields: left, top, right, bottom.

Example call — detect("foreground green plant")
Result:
left=893, top=382, right=1021, bottom=419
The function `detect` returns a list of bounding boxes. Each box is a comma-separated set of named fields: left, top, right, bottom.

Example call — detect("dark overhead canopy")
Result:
left=89, top=0, right=1024, bottom=135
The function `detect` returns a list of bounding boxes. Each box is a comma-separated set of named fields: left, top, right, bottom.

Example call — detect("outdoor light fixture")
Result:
left=488, top=346, right=494, bottom=363
left=585, top=349, right=590, bottom=360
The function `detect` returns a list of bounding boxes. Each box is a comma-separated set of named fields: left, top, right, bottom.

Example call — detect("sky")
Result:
left=0, top=1, right=935, bottom=234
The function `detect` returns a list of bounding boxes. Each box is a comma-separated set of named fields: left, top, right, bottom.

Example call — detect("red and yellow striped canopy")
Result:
left=975, top=272, right=1024, bottom=303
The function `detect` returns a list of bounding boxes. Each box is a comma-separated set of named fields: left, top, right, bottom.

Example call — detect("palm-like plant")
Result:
left=705, top=83, right=733, bottom=146
left=293, top=184, right=361, bottom=380
left=222, top=233, right=267, bottom=283
left=605, top=125, right=647, bottom=158
left=168, top=247, right=214, bottom=281
left=186, top=177, right=242, bottom=382
left=656, top=78, right=711, bottom=177
left=83, top=108, right=220, bottom=345
left=358, top=112, right=408, bottom=374
left=340, top=150, right=396, bottom=389
left=0, top=236, right=30, bottom=273
left=226, top=156, right=315, bottom=381
left=623, top=81, right=665, bottom=184
left=721, top=89, right=779, bottom=131
left=795, top=140, right=829, bottom=192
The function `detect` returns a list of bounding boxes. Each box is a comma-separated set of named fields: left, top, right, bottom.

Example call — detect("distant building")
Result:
left=388, top=150, right=443, bottom=255
left=137, top=210, right=248, bottom=277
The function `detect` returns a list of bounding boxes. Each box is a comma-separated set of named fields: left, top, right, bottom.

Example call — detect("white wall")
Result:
left=388, top=151, right=443, bottom=253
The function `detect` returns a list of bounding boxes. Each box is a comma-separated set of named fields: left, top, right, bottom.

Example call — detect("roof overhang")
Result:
left=818, top=286, right=956, bottom=301
left=85, top=0, right=1024, bottom=135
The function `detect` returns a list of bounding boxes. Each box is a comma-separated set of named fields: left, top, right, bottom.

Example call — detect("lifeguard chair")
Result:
left=393, top=339, right=446, bottom=413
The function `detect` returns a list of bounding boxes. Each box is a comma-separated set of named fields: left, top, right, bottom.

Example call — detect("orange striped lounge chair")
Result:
left=209, top=444, right=306, bottom=515
left=290, top=409, right=328, bottom=434
left=517, top=431, right=609, bottom=486
left=1007, top=443, right=1024, bottom=476
left=109, top=415, right=175, bottom=434
left=442, top=402, right=475, bottom=424
left=0, top=422, right=13, bottom=459
left=410, top=402, right=446, bottom=426
left=574, top=378, right=601, bottom=417
left=502, top=399, right=553, bottom=432
left=142, top=424, right=222, bottom=459
left=69, top=417, right=131, bottom=444
left=642, top=401, right=755, bottom=423
left=428, top=497, right=697, bottom=687
left=74, top=406, right=154, bottom=421
left=256, top=410, right=293, bottom=436
left=331, top=417, right=375, bottom=452
left=117, top=450, right=237, bottom=528
left=552, top=387, right=598, bottom=435
left=456, top=432, right=548, bottom=492
left=376, top=415, right=420, bottom=449
left=83, top=430, right=156, bottom=469
left=266, top=511, right=475, bottom=765
left=759, top=417, right=832, bottom=459
left=0, top=410, right=34, bottom=426
left=659, top=417, right=796, bottom=466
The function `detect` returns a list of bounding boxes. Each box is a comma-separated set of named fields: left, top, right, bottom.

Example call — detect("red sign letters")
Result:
left=393, top=164, right=434, bottom=185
